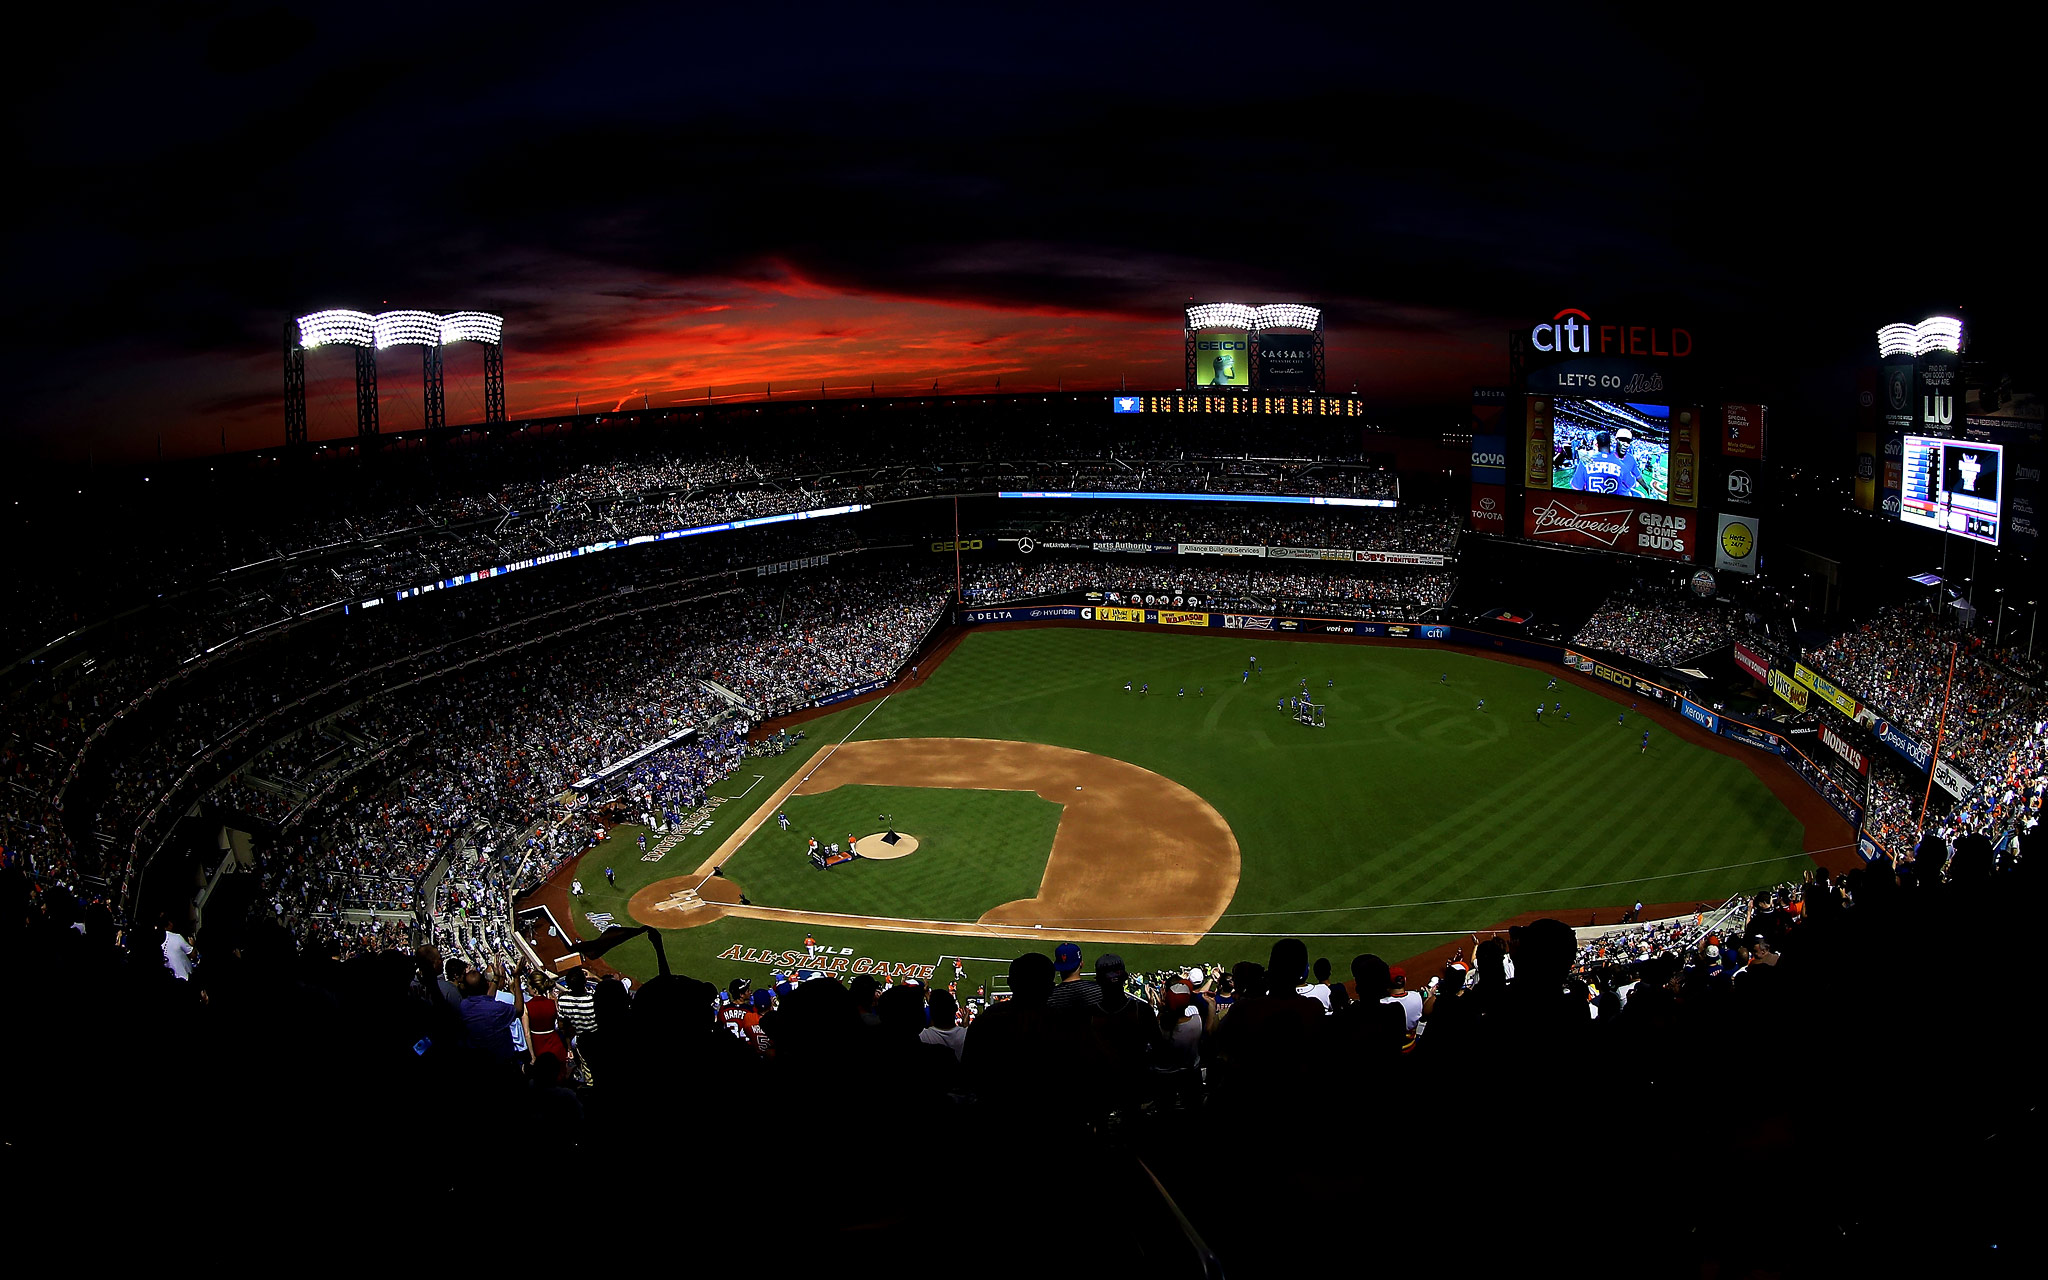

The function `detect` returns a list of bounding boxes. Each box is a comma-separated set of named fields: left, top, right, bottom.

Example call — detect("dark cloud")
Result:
left=2, top=3, right=2036, bottom=460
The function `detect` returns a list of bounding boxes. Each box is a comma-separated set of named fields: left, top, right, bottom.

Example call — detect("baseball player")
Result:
left=1641, top=730, right=1651, bottom=755
left=743, top=989, right=775, bottom=1055
left=1198, top=686, right=1205, bottom=697
left=1547, top=678, right=1557, bottom=691
left=720, top=978, right=753, bottom=1040
left=1124, top=680, right=1133, bottom=692
left=1477, top=698, right=1485, bottom=712
left=1141, top=683, right=1149, bottom=696
left=805, top=934, right=817, bottom=961
left=777, top=812, right=791, bottom=831
left=848, top=832, right=859, bottom=855
left=807, top=836, right=819, bottom=860
left=952, top=957, right=967, bottom=983
left=1440, top=673, right=1448, bottom=684
left=1536, top=703, right=1544, bottom=722
left=1178, top=686, right=1185, bottom=699
left=604, top=866, right=616, bottom=887
left=1276, top=698, right=1284, bottom=712
left=1618, top=713, right=1626, bottom=727
left=1241, top=669, right=1249, bottom=684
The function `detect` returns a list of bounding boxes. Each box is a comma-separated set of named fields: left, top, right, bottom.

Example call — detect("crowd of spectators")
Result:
left=1013, top=500, right=1456, bottom=554
left=6, top=825, right=2028, bottom=1267
left=963, top=559, right=1456, bottom=613
left=1573, top=587, right=1741, bottom=666
left=1808, top=605, right=2048, bottom=856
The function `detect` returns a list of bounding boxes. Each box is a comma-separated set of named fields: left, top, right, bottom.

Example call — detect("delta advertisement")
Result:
left=1793, top=664, right=1859, bottom=718
left=958, top=606, right=1085, bottom=625
left=1194, top=331, right=1250, bottom=386
left=1768, top=668, right=1810, bottom=711
left=1523, top=491, right=1696, bottom=561
left=1732, top=641, right=1771, bottom=684
left=811, top=677, right=890, bottom=708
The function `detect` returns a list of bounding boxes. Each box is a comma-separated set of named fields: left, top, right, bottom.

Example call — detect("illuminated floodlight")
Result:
left=1253, top=303, right=1322, bottom=332
left=373, top=310, right=446, bottom=349
left=1913, top=316, right=1963, bottom=355
left=1185, top=303, right=1258, bottom=332
left=440, top=311, right=505, bottom=345
left=296, top=309, right=375, bottom=348
left=1876, top=323, right=1918, bottom=358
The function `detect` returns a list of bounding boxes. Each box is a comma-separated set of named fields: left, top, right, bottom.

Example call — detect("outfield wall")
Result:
left=955, top=604, right=1877, bottom=858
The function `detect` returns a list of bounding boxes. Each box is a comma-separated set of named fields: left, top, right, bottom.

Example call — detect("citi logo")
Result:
left=1531, top=308, right=1692, bottom=357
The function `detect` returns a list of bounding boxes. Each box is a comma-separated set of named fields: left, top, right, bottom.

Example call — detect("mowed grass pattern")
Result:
left=860, top=627, right=1810, bottom=939
left=575, top=625, right=1814, bottom=984
left=722, top=784, right=1061, bottom=920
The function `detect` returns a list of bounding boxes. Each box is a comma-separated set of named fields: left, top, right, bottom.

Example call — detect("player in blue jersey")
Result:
left=1242, top=669, right=1250, bottom=684
left=1440, top=673, right=1448, bottom=684
left=1141, top=683, right=1149, bottom=696
left=1277, top=698, right=1284, bottom=712
left=1198, top=686, right=1205, bottom=697
left=1618, top=712, right=1626, bottom=726
left=1641, top=730, right=1651, bottom=754
left=1569, top=431, right=1627, bottom=494
left=1547, top=677, right=1557, bottom=691
left=1123, top=680, right=1132, bottom=693
left=1178, top=686, right=1185, bottom=699
left=1477, top=698, right=1485, bottom=712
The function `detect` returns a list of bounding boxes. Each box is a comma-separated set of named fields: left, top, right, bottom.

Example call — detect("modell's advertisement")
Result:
left=1522, top=490, right=1696, bottom=561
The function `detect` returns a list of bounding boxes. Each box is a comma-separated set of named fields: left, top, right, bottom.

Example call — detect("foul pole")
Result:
left=1917, top=640, right=1959, bottom=835
left=953, top=496, right=963, bottom=602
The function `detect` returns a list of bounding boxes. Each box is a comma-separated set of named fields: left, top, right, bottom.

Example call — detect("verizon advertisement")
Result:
left=1523, top=491, right=1696, bottom=561
left=1470, top=483, right=1507, bottom=536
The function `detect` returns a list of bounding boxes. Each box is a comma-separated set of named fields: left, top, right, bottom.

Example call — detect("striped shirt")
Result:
left=556, top=989, right=599, bottom=1035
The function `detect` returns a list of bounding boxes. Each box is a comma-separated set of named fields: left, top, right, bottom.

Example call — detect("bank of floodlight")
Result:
left=373, top=310, right=446, bottom=349
left=1913, top=316, right=1963, bottom=355
left=1876, top=323, right=1919, bottom=359
left=440, top=311, right=505, bottom=345
left=1253, top=303, right=1322, bottom=332
left=297, top=309, right=376, bottom=349
left=1185, top=303, right=1259, bottom=332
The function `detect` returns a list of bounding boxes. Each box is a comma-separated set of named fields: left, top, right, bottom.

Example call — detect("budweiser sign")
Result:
left=1529, top=499, right=1633, bottom=546
left=1522, top=490, right=1696, bottom=561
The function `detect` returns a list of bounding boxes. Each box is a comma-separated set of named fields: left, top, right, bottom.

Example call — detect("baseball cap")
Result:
left=1389, top=966, right=1406, bottom=984
left=1053, top=942, right=1083, bottom=974
left=1187, top=966, right=1206, bottom=988
left=1095, top=952, right=1127, bottom=978
left=727, top=977, right=751, bottom=997
left=750, top=988, right=774, bottom=1009
left=1164, top=980, right=1193, bottom=1011
left=1615, top=427, right=1634, bottom=439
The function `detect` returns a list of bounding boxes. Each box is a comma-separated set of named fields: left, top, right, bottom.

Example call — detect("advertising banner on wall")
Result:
left=1265, top=546, right=1355, bottom=561
left=1916, top=348, right=1960, bottom=435
left=1768, top=668, right=1810, bottom=711
left=1732, top=641, right=1771, bottom=683
left=1523, top=491, right=1695, bottom=561
left=1714, top=513, right=1760, bottom=574
left=1179, top=543, right=1267, bottom=557
left=1720, top=720, right=1782, bottom=752
left=1470, top=434, right=1507, bottom=485
left=1874, top=719, right=1932, bottom=771
left=1470, top=483, right=1507, bottom=536
left=1722, top=404, right=1765, bottom=458
left=1793, top=663, right=1859, bottom=717
left=1257, top=335, right=1317, bottom=388
left=1667, top=407, right=1701, bottom=507
left=1680, top=698, right=1721, bottom=733
left=1525, top=397, right=1554, bottom=487
left=1933, top=757, right=1972, bottom=799
left=1820, top=723, right=1870, bottom=775
left=1855, top=429, right=1878, bottom=512
left=1354, top=550, right=1448, bottom=566
left=1193, top=331, right=1250, bottom=386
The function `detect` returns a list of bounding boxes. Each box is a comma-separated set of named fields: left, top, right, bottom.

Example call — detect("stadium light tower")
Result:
left=285, top=308, right=506, bottom=447
left=1181, top=302, right=1324, bottom=392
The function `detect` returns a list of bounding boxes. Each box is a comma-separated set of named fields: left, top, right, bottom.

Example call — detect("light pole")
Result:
left=1995, top=587, right=2006, bottom=647
left=2032, top=601, right=2039, bottom=661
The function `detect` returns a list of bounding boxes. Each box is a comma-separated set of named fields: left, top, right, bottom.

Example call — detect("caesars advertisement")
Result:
left=1257, top=335, right=1317, bottom=388
left=1194, top=330, right=1249, bottom=386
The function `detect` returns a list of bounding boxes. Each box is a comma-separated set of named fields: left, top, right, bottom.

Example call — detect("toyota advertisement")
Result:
left=1522, top=491, right=1695, bottom=561
left=1470, top=483, right=1507, bottom=536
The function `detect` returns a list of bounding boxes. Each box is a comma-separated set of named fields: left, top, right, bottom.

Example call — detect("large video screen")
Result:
left=1901, top=435, right=2002, bottom=545
left=1193, top=330, right=1249, bottom=386
left=1548, top=400, right=1672, bottom=502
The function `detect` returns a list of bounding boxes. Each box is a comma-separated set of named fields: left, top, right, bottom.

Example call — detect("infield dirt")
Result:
left=630, top=737, right=1241, bottom=945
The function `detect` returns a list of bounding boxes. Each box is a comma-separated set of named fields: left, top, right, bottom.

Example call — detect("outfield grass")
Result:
left=722, top=783, right=1061, bottom=919
left=568, top=626, right=1815, bottom=988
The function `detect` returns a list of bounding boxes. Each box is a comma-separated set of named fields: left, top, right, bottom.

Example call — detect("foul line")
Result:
left=733, top=773, right=768, bottom=798
left=792, top=692, right=894, bottom=794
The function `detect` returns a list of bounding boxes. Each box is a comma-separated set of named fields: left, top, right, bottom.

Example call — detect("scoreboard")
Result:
left=1901, top=435, right=2003, bottom=545
left=1126, top=392, right=1363, bottom=416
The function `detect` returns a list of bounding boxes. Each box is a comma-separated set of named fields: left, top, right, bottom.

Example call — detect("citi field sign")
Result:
left=1530, top=309, right=1693, bottom=358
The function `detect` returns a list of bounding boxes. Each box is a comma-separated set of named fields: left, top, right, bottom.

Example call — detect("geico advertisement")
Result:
left=1522, top=490, right=1696, bottom=560
left=1194, top=331, right=1249, bottom=386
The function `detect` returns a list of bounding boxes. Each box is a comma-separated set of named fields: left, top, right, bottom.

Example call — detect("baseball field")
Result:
left=552, top=625, right=1834, bottom=991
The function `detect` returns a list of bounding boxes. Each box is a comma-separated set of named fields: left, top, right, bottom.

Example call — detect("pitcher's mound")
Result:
left=855, top=831, right=920, bottom=860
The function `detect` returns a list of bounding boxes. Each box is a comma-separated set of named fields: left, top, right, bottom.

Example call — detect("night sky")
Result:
left=3, top=4, right=2035, bottom=460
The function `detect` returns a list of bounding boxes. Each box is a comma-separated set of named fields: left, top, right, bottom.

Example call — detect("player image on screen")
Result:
left=1549, top=401, right=1671, bottom=501
left=1899, top=435, right=2003, bottom=546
